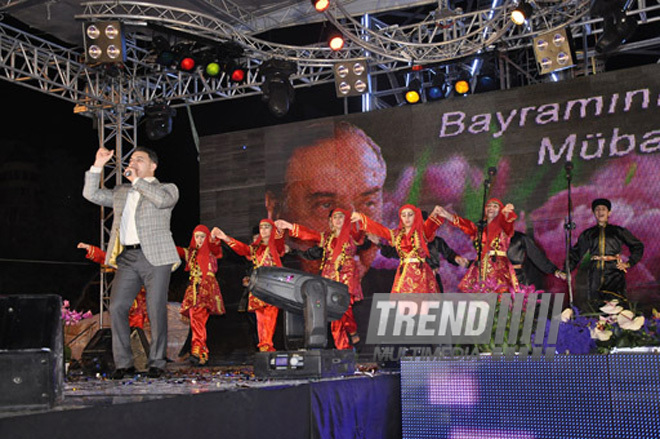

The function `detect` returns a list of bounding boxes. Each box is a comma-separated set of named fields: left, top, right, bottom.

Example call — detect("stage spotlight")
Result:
left=248, top=266, right=350, bottom=349
left=474, top=73, right=499, bottom=93
left=144, top=102, right=176, bottom=141
left=427, top=73, right=448, bottom=100
left=592, top=0, right=638, bottom=53
left=333, top=59, right=368, bottom=97
left=260, top=59, right=297, bottom=117
left=533, top=28, right=576, bottom=74
left=312, top=0, right=330, bottom=13
left=511, top=1, right=533, bottom=25
left=229, top=64, right=246, bottom=82
left=205, top=61, right=221, bottom=77
left=328, top=32, right=345, bottom=51
left=405, top=78, right=422, bottom=104
left=83, top=21, right=126, bottom=64
left=153, top=36, right=177, bottom=68
left=454, top=72, right=471, bottom=95
left=179, top=56, right=195, bottom=71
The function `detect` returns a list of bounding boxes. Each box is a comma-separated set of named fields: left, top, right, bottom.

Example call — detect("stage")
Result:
left=0, top=360, right=402, bottom=439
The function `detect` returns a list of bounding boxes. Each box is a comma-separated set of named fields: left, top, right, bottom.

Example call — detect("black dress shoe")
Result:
left=111, top=366, right=136, bottom=380
left=147, top=367, right=164, bottom=378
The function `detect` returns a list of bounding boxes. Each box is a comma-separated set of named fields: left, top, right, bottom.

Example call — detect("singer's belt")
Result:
left=123, top=244, right=141, bottom=250
left=511, top=264, right=523, bottom=270
left=591, top=254, right=619, bottom=262
left=485, top=251, right=507, bottom=257
left=402, top=258, right=425, bottom=263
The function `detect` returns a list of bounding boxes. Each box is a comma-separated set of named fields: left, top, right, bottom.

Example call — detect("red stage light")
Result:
left=180, top=57, right=195, bottom=71
left=231, top=67, right=246, bottom=82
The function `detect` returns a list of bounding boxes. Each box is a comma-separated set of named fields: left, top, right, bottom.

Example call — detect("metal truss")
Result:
left=0, top=0, right=658, bottom=322
left=324, top=0, right=592, bottom=63
left=96, top=108, right=139, bottom=324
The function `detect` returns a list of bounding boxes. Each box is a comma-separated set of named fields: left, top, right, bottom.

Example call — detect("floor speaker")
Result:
left=81, top=327, right=150, bottom=374
left=0, top=294, right=63, bottom=409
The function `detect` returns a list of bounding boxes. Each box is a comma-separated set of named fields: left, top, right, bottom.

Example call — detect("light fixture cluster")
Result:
left=152, top=37, right=246, bottom=82
left=83, top=21, right=126, bottom=64
left=333, top=60, right=369, bottom=98
left=402, top=60, right=502, bottom=104
left=533, top=28, right=575, bottom=75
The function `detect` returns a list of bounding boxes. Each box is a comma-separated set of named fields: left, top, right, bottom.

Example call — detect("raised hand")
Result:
left=77, top=242, right=91, bottom=251
left=274, top=219, right=293, bottom=231
left=93, top=147, right=114, bottom=168
left=433, top=205, right=454, bottom=220
left=350, top=212, right=362, bottom=223
left=211, top=227, right=227, bottom=241
left=502, top=203, right=515, bottom=215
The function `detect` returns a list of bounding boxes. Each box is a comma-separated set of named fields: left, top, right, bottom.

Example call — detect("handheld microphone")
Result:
left=124, top=169, right=132, bottom=177
left=488, top=167, right=497, bottom=177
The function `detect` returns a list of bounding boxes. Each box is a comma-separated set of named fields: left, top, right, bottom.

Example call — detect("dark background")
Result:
left=0, top=78, right=346, bottom=310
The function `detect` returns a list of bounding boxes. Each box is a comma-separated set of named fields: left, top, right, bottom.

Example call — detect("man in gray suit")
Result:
left=83, top=146, right=180, bottom=379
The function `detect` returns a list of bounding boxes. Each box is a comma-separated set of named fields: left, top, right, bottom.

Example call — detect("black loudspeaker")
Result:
left=80, top=327, right=114, bottom=374
left=81, top=327, right=150, bottom=374
left=0, top=294, right=64, bottom=409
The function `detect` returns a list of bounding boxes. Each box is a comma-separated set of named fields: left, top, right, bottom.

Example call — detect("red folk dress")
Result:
left=450, top=205, right=520, bottom=294
left=226, top=223, right=285, bottom=352
left=356, top=209, right=443, bottom=294
left=289, top=221, right=364, bottom=349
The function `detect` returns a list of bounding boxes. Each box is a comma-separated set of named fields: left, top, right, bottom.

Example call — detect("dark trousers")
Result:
left=110, top=248, right=171, bottom=369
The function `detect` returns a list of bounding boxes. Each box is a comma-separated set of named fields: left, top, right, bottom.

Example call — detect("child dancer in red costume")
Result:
left=212, top=220, right=284, bottom=352
left=177, top=225, right=225, bottom=366
left=276, top=207, right=364, bottom=349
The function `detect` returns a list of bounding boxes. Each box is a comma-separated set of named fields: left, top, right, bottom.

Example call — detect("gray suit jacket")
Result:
left=83, top=170, right=181, bottom=269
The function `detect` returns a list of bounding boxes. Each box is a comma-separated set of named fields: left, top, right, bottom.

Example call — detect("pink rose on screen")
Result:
left=383, top=155, right=484, bottom=227
left=421, top=155, right=483, bottom=207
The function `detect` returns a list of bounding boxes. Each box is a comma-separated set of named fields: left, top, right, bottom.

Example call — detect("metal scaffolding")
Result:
left=0, top=0, right=657, bottom=318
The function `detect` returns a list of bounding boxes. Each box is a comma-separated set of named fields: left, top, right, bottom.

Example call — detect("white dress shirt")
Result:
left=89, top=166, right=155, bottom=246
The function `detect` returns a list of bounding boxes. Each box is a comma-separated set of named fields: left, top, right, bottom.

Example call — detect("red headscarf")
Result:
left=398, top=204, right=430, bottom=258
left=186, top=224, right=211, bottom=273
left=251, top=218, right=282, bottom=267
left=484, top=197, right=516, bottom=241
left=486, top=198, right=504, bottom=212
left=328, top=208, right=352, bottom=266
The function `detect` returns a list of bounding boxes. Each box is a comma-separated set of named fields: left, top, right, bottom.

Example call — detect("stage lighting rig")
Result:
left=427, top=73, right=449, bottom=101
left=333, top=59, right=368, bottom=98
left=83, top=21, right=126, bottom=64
left=260, top=59, right=297, bottom=117
left=405, top=78, right=422, bottom=104
left=511, top=1, right=533, bottom=26
left=143, top=102, right=176, bottom=141
left=591, top=0, right=638, bottom=53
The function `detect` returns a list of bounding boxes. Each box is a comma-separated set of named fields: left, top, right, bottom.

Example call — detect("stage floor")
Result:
left=1, top=359, right=401, bottom=439
left=0, top=360, right=385, bottom=419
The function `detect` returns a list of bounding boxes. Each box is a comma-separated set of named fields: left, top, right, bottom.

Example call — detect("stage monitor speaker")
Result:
left=81, top=327, right=150, bottom=374
left=0, top=294, right=64, bottom=409
left=254, top=349, right=356, bottom=379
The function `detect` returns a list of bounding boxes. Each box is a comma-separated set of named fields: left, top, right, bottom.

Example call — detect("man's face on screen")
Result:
left=283, top=137, right=385, bottom=233
left=282, top=127, right=386, bottom=276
